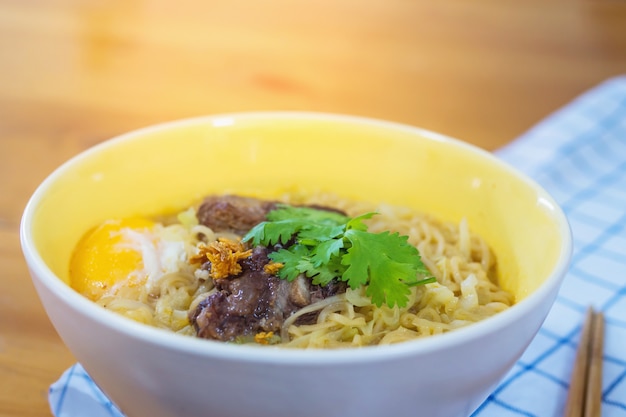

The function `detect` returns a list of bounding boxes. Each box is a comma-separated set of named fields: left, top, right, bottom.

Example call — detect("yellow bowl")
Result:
left=21, top=112, right=571, bottom=417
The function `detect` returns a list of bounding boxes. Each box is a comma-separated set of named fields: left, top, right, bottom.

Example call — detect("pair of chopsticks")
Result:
left=564, top=307, right=605, bottom=417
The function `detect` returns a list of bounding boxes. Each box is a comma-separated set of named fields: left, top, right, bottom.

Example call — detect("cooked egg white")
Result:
left=70, top=218, right=188, bottom=300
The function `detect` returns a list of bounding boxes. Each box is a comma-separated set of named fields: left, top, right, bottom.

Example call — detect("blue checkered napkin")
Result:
left=48, top=77, right=626, bottom=417
left=49, top=363, right=124, bottom=417
left=477, top=75, right=626, bottom=417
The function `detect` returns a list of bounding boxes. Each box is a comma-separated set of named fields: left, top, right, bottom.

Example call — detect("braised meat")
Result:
left=189, top=246, right=347, bottom=342
left=196, top=194, right=277, bottom=234
left=189, top=246, right=294, bottom=341
left=189, top=195, right=349, bottom=343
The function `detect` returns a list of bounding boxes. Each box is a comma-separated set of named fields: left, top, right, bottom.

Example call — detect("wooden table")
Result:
left=1, top=1, right=625, bottom=415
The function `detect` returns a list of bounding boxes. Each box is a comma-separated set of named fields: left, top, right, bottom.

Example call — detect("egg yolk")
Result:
left=70, top=218, right=154, bottom=300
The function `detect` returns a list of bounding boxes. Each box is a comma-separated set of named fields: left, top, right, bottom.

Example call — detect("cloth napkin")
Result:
left=49, top=77, right=626, bottom=417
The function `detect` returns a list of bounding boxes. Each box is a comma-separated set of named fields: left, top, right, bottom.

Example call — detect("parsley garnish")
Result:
left=242, top=205, right=435, bottom=308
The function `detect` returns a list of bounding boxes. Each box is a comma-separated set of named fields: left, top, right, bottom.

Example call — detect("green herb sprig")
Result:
left=242, top=205, right=435, bottom=308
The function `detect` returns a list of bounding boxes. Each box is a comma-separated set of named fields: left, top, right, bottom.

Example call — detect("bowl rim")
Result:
left=20, top=111, right=573, bottom=365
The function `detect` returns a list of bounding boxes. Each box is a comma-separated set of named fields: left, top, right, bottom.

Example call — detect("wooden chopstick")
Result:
left=564, top=307, right=605, bottom=417
left=585, top=310, right=604, bottom=417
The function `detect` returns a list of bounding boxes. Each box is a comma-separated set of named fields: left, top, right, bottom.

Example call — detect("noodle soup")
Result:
left=23, top=112, right=571, bottom=417
left=69, top=192, right=514, bottom=348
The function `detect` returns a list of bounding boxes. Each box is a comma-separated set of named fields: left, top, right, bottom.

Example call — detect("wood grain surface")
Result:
left=1, top=1, right=625, bottom=415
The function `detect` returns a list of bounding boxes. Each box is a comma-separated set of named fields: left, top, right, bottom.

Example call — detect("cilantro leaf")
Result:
left=342, top=230, right=426, bottom=307
left=269, top=245, right=312, bottom=281
left=268, top=204, right=349, bottom=224
left=345, top=212, right=377, bottom=232
left=309, top=259, right=344, bottom=286
left=311, top=238, right=345, bottom=266
left=244, top=204, right=434, bottom=308
left=244, top=221, right=267, bottom=247
left=298, top=223, right=346, bottom=242
left=242, top=205, right=349, bottom=247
